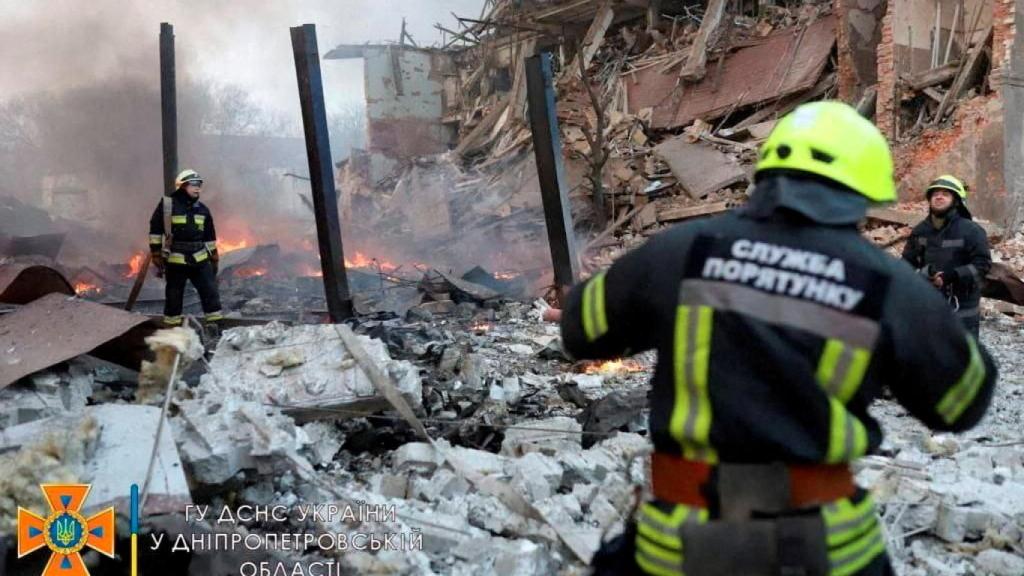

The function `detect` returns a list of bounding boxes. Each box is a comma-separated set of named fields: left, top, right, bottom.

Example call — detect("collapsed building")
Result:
left=3, top=0, right=1024, bottom=575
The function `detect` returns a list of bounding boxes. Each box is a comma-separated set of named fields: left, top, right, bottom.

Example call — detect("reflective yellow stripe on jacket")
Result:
left=937, top=335, right=986, bottom=425
left=635, top=502, right=708, bottom=576
left=822, top=494, right=885, bottom=576
left=669, top=305, right=716, bottom=463
left=815, top=339, right=871, bottom=463
left=171, top=215, right=187, bottom=225
left=581, top=271, right=608, bottom=342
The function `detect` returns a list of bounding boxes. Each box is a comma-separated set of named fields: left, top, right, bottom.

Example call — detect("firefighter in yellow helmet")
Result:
left=901, top=175, right=991, bottom=337
left=148, top=169, right=224, bottom=329
left=550, top=102, right=995, bottom=575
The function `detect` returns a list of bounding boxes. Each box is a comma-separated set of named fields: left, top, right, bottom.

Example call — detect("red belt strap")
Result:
left=651, top=453, right=856, bottom=509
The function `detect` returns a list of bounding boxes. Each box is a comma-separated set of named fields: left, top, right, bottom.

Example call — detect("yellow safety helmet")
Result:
left=755, top=101, right=896, bottom=203
left=926, top=174, right=968, bottom=201
left=174, top=169, right=203, bottom=189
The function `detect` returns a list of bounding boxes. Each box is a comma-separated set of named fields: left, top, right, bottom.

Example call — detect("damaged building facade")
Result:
left=335, top=0, right=1024, bottom=232
left=4, top=1, right=1024, bottom=575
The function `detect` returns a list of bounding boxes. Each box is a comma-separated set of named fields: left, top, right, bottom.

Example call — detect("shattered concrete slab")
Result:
left=205, top=321, right=422, bottom=416
left=500, top=416, right=583, bottom=457
left=0, top=358, right=94, bottom=427
left=172, top=398, right=310, bottom=485
left=654, top=137, right=749, bottom=200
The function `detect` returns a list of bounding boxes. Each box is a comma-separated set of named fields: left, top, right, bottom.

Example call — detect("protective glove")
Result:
left=210, top=251, right=219, bottom=277
left=940, top=266, right=961, bottom=285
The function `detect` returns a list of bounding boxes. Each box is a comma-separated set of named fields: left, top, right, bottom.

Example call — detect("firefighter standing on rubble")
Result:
left=149, top=169, right=224, bottom=329
left=901, top=175, right=991, bottom=337
left=549, top=102, right=997, bottom=575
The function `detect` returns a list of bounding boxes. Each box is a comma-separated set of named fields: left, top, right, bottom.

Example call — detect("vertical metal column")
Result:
left=526, top=52, right=580, bottom=298
left=160, top=23, right=177, bottom=197
left=291, top=23, right=353, bottom=321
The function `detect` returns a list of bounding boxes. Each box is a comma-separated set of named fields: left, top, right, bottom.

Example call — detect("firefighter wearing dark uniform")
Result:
left=149, top=169, right=223, bottom=327
left=560, top=103, right=997, bottom=576
left=901, top=175, right=991, bottom=337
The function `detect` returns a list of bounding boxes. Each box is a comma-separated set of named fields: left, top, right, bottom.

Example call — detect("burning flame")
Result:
left=74, top=280, right=100, bottom=295
left=344, top=251, right=398, bottom=272
left=582, top=359, right=645, bottom=375
left=124, top=252, right=145, bottom=279
left=219, top=238, right=250, bottom=253
left=299, top=264, right=323, bottom=277
left=234, top=266, right=267, bottom=278
left=469, top=321, right=492, bottom=333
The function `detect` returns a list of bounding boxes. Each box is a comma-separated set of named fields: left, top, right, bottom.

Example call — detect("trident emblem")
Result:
left=17, top=484, right=116, bottom=576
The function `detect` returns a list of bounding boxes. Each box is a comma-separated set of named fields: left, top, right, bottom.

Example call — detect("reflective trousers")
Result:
left=163, top=261, right=222, bottom=326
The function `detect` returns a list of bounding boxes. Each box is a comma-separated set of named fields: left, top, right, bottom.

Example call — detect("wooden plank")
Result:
left=922, top=87, right=945, bottom=103
left=569, top=0, right=615, bottom=76
left=866, top=207, right=921, bottom=227
left=455, top=97, right=510, bottom=157
left=933, top=22, right=991, bottom=124
left=679, top=0, right=728, bottom=82
left=905, top=61, right=961, bottom=91
left=654, top=137, right=748, bottom=199
left=658, top=200, right=735, bottom=223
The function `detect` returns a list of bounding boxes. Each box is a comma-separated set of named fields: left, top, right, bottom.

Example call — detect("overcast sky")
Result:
left=0, top=0, right=484, bottom=115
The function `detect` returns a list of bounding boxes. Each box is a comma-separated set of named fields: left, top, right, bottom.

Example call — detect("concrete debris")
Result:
left=0, top=404, right=189, bottom=533
left=172, top=398, right=310, bottom=485
left=500, top=416, right=583, bottom=457
left=0, top=358, right=94, bottom=427
left=204, top=322, right=422, bottom=414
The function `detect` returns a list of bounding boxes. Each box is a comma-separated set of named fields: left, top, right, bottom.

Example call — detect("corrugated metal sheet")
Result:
left=0, top=262, right=74, bottom=304
left=626, top=16, right=836, bottom=129
left=0, top=293, right=152, bottom=389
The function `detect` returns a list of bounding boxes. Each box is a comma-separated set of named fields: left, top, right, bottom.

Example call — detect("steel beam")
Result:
left=159, top=23, right=177, bottom=197
left=291, top=24, right=353, bottom=321
left=525, top=52, right=579, bottom=299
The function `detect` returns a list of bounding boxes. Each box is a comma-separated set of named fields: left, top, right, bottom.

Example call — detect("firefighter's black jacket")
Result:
left=149, top=189, right=218, bottom=266
left=561, top=175, right=996, bottom=464
left=901, top=209, right=991, bottom=314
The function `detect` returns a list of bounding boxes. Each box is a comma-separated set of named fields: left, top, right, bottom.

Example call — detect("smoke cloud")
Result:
left=0, top=0, right=483, bottom=264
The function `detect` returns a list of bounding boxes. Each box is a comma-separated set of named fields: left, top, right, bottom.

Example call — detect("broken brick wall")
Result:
left=880, top=0, right=1024, bottom=228
left=836, top=0, right=886, bottom=102
left=892, top=96, right=1003, bottom=212
left=876, top=1, right=897, bottom=136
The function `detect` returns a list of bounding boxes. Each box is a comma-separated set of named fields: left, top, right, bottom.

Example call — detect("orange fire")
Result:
left=582, top=358, right=645, bottom=375
left=345, top=251, right=398, bottom=272
left=124, top=252, right=145, bottom=279
left=219, top=238, right=250, bottom=253
left=469, top=321, right=492, bottom=333
left=234, top=266, right=267, bottom=278
left=74, top=280, right=100, bottom=295
left=299, top=264, right=323, bottom=277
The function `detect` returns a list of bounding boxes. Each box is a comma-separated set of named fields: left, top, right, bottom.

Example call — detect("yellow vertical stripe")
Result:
left=670, top=305, right=716, bottom=463
left=837, top=348, right=871, bottom=403
left=580, top=274, right=610, bottom=342
left=593, top=272, right=608, bottom=336
left=826, top=397, right=845, bottom=463
left=937, top=335, right=986, bottom=424
left=669, top=306, right=690, bottom=448
left=691, top=307, right=714, bottom=455
left=816, top=339, right=843, bottom=389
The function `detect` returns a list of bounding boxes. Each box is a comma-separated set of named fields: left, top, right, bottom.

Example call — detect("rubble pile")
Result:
left=857, top=319, right=1024, bottom=575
